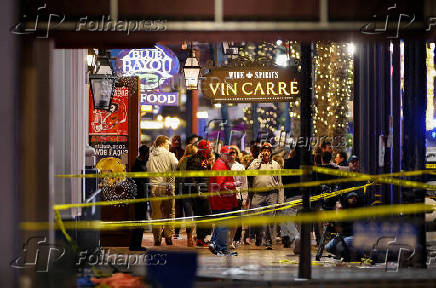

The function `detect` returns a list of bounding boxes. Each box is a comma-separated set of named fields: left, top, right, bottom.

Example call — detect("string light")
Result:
left=427, top=43, right=436, bottom=131
left=313, top=42, right=353, bottom=143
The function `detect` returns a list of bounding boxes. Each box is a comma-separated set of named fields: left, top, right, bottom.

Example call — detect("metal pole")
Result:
left=252, top=103, right=259, bottom=140
left=352, top=45, right=360, bottom=156
left=186, top=89, right=192, bottom=137
left=392, top=41, right=402, bottom=204
left=298, top=42, right=313, bottom=280
left=221, top=103, right=231, bottom=145
left=403, top=40, right=427, bottom=268
left=284, top=102, right=291, bottom=132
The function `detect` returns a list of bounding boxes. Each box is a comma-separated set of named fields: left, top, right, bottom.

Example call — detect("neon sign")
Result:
left=113, top=45, right=179, bottom=90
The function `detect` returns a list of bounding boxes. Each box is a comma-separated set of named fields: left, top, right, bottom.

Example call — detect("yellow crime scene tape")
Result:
left=23, top=182, right=420, bottom=231
left=24, top=202, right=434, bottom=231
left=22, top=166, right=432, bottom=274
left=426, top=164, right=436, bottom=169
left=52, top=176, right=370, bottom=211
left=19, top=168, right=436, bottom=240
left=52, top=167, right=436, bottom=212
left=312, top=166, right=436, bottom=190
left=24, top=183, right=370, bottom=231
left=56, top=169, right=305, bottom=179
left=57, top=166, right=436, bottom=191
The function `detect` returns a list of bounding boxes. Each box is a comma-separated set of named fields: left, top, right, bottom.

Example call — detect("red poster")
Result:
left=89, top=87, right=129, bottom=136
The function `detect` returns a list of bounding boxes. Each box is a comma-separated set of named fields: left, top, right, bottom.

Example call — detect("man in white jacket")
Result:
left=146, top=135, right=179, bottom=246
left=247, top=142, right=284, bottom=250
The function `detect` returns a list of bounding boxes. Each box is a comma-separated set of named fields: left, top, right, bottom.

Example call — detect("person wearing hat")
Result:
left=348, top=155, right=359, bottom=172
left=185, top=139, right=213, bottom=247
left=325, top=191, right=363, bottom=261
left=247, top=142, right=284, bottom=250
left=208, top=146, right=239, bottom=256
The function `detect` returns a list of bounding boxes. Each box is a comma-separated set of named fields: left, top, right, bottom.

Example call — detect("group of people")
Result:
left=129, top=134, right=363, bottom=260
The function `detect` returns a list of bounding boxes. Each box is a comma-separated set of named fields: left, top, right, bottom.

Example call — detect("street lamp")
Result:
left=183, top=47, right=200, bottom=90
left=89, top=74, right=117, bottom=111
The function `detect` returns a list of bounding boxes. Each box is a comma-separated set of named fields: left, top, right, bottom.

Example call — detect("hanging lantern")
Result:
left=183, top=48, right=201, bottom=90
left=89, top=74, right=117, bottom=111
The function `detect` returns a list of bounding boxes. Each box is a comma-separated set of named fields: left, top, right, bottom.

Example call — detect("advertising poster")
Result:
left=89, top=87, right=129, bottom=163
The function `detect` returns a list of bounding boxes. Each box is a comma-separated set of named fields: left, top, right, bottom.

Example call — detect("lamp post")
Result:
left=89, top=74, right=117, bottom=111
left=183, top=45, right=200, bottom=136
left=89, top=49, right=117, bottom=111
left=183, top=48, right=201, bottom=90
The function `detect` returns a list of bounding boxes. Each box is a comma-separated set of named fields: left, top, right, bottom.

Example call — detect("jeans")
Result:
left=326, top=236, right=353, bottom=258
left=250, top=192, right=278, bottom=246
left=210, top=209, right=232, bottom=252
left=279, top=196, right=300, bottom=243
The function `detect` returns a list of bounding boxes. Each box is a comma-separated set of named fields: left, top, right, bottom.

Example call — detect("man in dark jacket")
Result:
left=316, top=151, right=339, bottom=210
left=170, top=135, right=184, bottom=239
left=186, top=139, right=212, bottom=247
left=335, top=151, right=348, bottom=167
left=280, top=147, right=301, bottom=251
left=129, top=145, right=149, bottom=251
left=325, top=192, right=364, bottom=261
left=313, top=151, right=339, bottom=244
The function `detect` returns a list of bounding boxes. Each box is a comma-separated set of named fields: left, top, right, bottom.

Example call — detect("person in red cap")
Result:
left=208, top=146, right=239, bottom=256
left=185, top=139, right=213, bottom=247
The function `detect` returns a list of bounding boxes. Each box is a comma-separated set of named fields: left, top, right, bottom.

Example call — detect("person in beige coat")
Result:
left=146, top=135, right=179, bottom=246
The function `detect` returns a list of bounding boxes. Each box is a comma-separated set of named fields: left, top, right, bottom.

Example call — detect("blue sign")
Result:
left=141, top=92, right=179, bottom=106
left=112, top=45, right=180, bottom=90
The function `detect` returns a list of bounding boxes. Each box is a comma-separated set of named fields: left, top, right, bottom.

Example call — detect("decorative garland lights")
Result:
left=427, top=43, right=436, bottom=131
left=236, top=42, right=353, bottom=148
left=313, top=43, right=354, bottom=147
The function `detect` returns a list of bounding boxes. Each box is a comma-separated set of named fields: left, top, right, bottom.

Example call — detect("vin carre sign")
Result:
left=201, top=67, right=300, bottom=102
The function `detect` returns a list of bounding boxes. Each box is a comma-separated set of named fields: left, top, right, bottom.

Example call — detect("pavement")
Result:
left=98, top=231, right=436, bottom=285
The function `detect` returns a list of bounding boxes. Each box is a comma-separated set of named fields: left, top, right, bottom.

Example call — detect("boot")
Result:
left=282, top=236, right=291, bottom=248
left=293, top=238, right=301, bottom=255
left=187, top=232, right=194, bottom=247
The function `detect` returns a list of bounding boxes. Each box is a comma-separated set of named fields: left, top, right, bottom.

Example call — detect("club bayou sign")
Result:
left=201, top=67, right=300, bottom=102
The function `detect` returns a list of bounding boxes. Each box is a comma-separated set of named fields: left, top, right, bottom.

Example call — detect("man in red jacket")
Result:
left=208, top=146, right=239, bottom=256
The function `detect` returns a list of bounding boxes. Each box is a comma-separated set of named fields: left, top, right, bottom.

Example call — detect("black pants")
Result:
left=192, top=197, right=211, bottom=241
left=130, top=201, right=147, bottom=248
left=181, top=198, right=194, bottom=234
left=174, top=199, right=183, bottom=235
